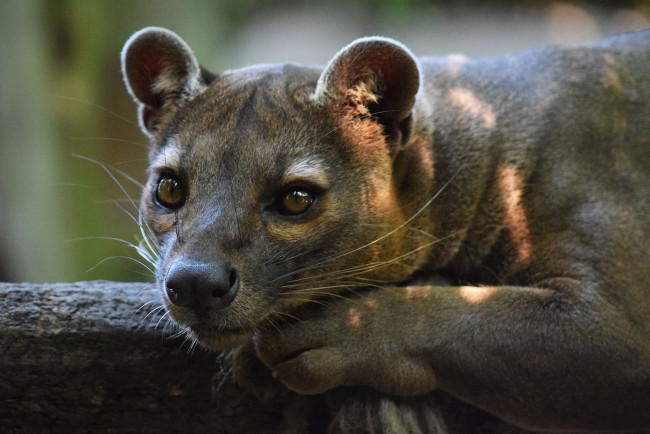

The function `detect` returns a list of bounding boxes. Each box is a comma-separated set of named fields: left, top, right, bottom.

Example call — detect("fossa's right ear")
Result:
left=121, top=27, right=215, bottom=135
left=312, top=37, right=420, bottom=157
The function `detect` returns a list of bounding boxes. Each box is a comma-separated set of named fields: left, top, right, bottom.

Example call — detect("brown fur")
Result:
left=122, top=27, right=650, bottom=433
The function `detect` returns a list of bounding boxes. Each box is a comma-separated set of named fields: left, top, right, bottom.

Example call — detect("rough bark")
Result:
left=0, top=281, right=229, bottom=433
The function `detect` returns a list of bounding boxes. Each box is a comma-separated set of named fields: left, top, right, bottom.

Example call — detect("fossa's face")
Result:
left=124, top=28, right=427, bottom=349
left=140, top=67, right=409, bottom=349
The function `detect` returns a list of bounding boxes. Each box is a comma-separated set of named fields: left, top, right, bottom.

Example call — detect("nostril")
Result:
left=165, top=275, right=194, bottom=308
left=229, top=268, right=239, bottom=291
left=211, top=284, right=227, bottom=298
left=167, top=286, right=179, bottom=303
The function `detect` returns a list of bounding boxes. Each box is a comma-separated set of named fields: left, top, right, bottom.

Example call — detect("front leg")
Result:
left=254, top=281, right=650, bottom=432
left=254, top=288, right=437, bottom=397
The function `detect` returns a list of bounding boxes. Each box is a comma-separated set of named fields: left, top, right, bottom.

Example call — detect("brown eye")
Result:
left=277, top=189, right=314, bottom=216
left=155, top=177, right=185, bottom=209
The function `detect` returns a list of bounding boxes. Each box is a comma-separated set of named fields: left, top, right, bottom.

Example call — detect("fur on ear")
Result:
left=121, top=27, right=214, bottom=135
left=312, top=37, right=420, bottom=156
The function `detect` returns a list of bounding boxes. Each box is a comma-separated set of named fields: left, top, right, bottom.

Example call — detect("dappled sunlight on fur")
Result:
left=496, top=164, right=532, bottom=265
left=447, top=87, right=496, bottom=130
left=459, top=285, right=498, bottom=305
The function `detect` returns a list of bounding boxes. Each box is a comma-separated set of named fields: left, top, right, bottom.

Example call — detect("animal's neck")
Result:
left=410, top=90, right=522, bottom=278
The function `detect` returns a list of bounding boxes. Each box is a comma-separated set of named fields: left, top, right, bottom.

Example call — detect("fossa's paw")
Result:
left=221, top=345, right=288, bottom=403
left=254, top=290, right=437, bottom=396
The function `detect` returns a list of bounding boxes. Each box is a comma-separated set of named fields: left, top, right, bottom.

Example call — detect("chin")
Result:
left=189, top=327, right=254, bottom=350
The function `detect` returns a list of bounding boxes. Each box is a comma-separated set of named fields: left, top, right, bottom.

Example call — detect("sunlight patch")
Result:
left=448, top=88, right=496, bottom=130
left=459, top=286, right=497, bottom=304
left=497, top=164, right=532, bottom=264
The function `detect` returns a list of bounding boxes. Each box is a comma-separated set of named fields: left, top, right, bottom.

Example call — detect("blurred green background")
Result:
left=1, top=0, right=648, bottom=283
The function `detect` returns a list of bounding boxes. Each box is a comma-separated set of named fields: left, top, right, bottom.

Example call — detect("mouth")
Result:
left=163, top=294, right=260, bottom=349
left=161, top=280, right=274, bottom=350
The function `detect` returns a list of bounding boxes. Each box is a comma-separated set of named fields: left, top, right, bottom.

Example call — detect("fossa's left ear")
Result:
left=313, top=37, right=420, bottom=156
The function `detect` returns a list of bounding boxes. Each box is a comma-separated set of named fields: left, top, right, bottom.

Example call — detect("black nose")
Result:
left=165, top=258, right=240, bottom=311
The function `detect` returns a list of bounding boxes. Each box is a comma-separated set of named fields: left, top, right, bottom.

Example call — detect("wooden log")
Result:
left=0, top=281, right=518, bottom=434
left=0, top=281, right=274, bottom=434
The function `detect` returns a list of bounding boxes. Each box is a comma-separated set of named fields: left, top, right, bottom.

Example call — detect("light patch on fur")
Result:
left=364, top=297, right=378, bottom=310
left=459, top=286, right=497, bottom=304
left=603, top=52, right=617, bottom=66
left=152, top=60, right=207, bottom=100
left=153, top=70, right=184, bottom=96
left=448, top=88, right=496, bottom=130
left=602, top=68, right=626, bottom=95
left=336, top=80, right=388, bottom=157
left=194, top=203, right=223, bottom=234
left=292, top=84, right=315, bottom=107
left=405, top=285, right=431, bottom=299
left=409, top=134, right=435, bottom=181
left=267, top=157, right=332, bottom=242
left=152, top=140, right=182, bottom=170
left=496, top=164, right=532, bottom=264
left=148, top=215, right=177, bottom=234
left=445, top=54, right=469, bottom=76
left=282, top=157, right=329, bottom=187
left=348, top=307, right=362, bottom=327
left=267, top=219, right=325, bottom=242
left=364, top=172, right=397, bottom=215
left=347, top=80, right=379, bottom=109
left=603, top=69, right=629, bottom=135
left=359, top=170, right=409, bottom=272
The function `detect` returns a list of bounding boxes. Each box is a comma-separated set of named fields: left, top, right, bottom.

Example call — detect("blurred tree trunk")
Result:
left=0, top=1, right=69, bottom=282
left=0, top=0, right=230, bottom=283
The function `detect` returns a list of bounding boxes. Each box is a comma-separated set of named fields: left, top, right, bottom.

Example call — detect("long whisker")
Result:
left=282, top=261, right=389, bottom=287
left=138, top=213, right=160, bottom=262
left=164, top=317, right=181, bottom=335
left=53, top=94, right=141, bottom=129
left=69, top=235, right=157, bottom=269
left=275, top=295, right=340, bottom=308
left=72, top=154, right=160, bottom=271
left=270, top=200, right=435, bottom=267
left=283, top=282, right=369, bottom=293
left=144, top=305, right=167, bottom=323
left=287, top=229, right=462, bottom=287
left=70, top=136, right=148, bottom=149
left=72, top=154, right=145, bottom=225
left=134, top=299, right=162, bottom=315
left=154, top=310, right=173, bottom=330
left=315, top=238, right=445, bottom=283
left=265, top=211, right=358, bottom=265
left=83, top=254, right=154, bottom=275
left=270, top=167, right=462, bottom=284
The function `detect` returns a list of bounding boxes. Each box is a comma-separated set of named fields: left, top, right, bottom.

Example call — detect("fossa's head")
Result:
left=122, top=27, right=433, bottom=349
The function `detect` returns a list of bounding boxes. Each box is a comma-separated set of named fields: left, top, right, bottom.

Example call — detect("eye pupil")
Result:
left=156, top=177, right=185, bottom=209
left=278, top=189, right=313, bottom=215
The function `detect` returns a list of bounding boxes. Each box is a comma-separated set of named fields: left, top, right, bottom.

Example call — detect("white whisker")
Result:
left=270, top=167, right=463, bottom=284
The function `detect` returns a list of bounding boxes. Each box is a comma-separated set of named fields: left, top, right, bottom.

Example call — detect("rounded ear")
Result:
left=312, top=37, right=420, bottom=154
left=121, top=27, right=214, bottom=135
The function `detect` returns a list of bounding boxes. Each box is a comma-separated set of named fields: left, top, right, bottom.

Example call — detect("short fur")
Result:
left=122, top=27, right=650, bottom=432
